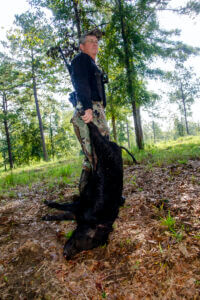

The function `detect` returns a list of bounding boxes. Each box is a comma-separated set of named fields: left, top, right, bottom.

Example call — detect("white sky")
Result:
left=145, top=0, right=200, bottom=126
left=0, top=0, right=199, bottom=128
left=0, top=0, right=30, bottom=36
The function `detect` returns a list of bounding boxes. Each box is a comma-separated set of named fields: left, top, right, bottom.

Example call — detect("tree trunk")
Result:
left=117, top=0, right=144, bottom=149
left=126, top=121, right=130, bottom=149
left=2, top=93, right=14, bottom=169
left=49, top=115, right=55, bottom=159
left=132, top=102, right=144, bottom=149
left=3, top=150, right=7, bottom=171
left=180, top=82, right=189, bottom=135
left=111, top=114, right=117, bottom=142
left=31, top=50, right=48, bottom=161
left=152, top=120, right=156, bottom=143
left=72, top=0, right=81, bottom=39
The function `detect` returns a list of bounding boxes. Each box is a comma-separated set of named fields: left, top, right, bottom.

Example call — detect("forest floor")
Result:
left=0, top=160, right=200, bottom=299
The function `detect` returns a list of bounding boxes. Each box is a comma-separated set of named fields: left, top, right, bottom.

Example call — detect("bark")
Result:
left=152, top=120, right=156, bottom=143
left=180, top=82, right=189, bottom=135
left=126, top=121, right=130, bottom=149
left=2, top=93, right=13, bottom=169
left=3, top=151, right=7, bottom=171
left=117, top=0, right=144, bottom=149
left=49, top=115, right=55, bottom=159
left=132, top=102, right=144, bottom=149
left=31, top=50, right=48, bottom=161
left=72, top=0, right=81, bottom=39
left=111, top=114, right=117, bottom=142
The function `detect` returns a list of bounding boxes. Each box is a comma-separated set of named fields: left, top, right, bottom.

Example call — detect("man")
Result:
left=70, top=31, right=109, bottom=192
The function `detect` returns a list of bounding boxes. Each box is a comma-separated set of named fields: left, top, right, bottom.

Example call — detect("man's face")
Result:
left=80, top=35, right=99, bottom=58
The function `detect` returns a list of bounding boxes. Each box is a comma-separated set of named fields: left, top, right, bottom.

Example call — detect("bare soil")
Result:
left=0, top=161, right=200, bottom=299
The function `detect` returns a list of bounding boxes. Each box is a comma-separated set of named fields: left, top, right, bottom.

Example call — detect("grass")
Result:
left=123, top=135, right=200, bottom=166
left=0, top=156, right=82, bottom=192
left=160, top=211, right=184, bottom=242
left=160, top=211, right=176, bottom=231
left=1, top=135, right=200, bottom=193
left=65, top=230, right=74, bottom=239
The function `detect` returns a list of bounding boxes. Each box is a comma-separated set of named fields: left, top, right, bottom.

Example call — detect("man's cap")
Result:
left=81, top=28, right=104, bottom=41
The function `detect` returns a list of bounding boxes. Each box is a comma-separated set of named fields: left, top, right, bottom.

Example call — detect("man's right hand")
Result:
left=81, top=109, right=93, bottom=124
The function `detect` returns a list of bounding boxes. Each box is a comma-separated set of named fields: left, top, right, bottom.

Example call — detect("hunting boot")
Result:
left=78, top=169, right=91, bottom=194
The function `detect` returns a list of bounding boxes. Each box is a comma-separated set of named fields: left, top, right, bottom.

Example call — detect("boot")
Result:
left=78, top=169, right=91, bottom=194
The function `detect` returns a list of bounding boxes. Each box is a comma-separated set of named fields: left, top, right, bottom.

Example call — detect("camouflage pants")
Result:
left=71, top=101, right=110, bottom=171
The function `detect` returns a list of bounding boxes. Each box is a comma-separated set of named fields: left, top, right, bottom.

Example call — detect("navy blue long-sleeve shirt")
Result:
left=71, top=52, right=106, bottom=110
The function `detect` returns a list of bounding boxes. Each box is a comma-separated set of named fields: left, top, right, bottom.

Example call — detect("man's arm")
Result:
left=71, top=54, right=93, bottom=111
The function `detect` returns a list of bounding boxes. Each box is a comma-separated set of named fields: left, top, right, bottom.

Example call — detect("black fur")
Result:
left=42, top=122, right=124, bottom=259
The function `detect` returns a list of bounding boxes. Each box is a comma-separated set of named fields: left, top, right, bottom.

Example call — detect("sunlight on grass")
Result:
left=0, top=156, right=82, bottom=190
left=1, top=135, right=200, bottom=191
left=123, top=135, right=200, bottom=166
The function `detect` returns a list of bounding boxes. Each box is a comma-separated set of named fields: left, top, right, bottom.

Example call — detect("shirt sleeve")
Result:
left=71, top=54, right=92, bottom=110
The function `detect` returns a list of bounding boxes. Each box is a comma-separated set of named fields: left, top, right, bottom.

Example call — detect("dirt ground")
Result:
left=0, top=161, right=200, bottom=300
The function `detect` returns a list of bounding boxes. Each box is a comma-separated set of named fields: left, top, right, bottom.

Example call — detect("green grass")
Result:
left=1, top=135, right=200, bottom=192
left=123, top=135, right=200, bottom=166
left=0, top=156, right=82, bottom=191
left=160, top=211, right=184, bottom=242
left=65, top=230, right=74, bottom=239
left=160, top=211, right=176, bottom=232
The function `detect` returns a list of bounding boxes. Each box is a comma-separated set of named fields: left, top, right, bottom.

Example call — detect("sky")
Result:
left=147, top=0, right=200, bottom=126
left=0, top=0, right=30, bottom=36
left=0, top=0, right=200, bottom=128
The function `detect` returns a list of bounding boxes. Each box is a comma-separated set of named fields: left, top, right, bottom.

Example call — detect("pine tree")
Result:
left=0, top=53, right=23, bottom=169
left=167, top=64, right=200, bottom=135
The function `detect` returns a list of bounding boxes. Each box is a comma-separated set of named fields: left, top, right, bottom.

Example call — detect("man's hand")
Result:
left=81, top=109, right=93, bottom=123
